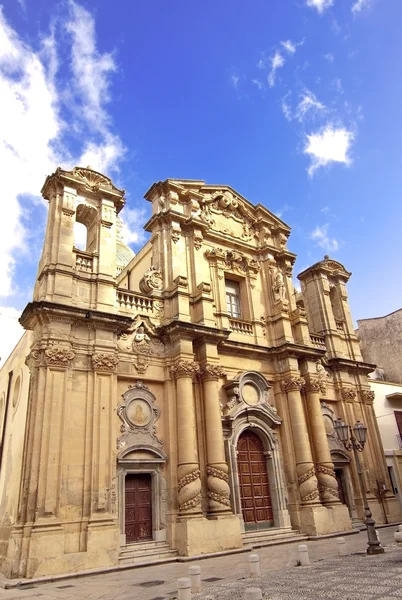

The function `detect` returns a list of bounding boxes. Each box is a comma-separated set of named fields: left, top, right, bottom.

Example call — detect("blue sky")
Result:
left=0, top=0, right=401, bottom=364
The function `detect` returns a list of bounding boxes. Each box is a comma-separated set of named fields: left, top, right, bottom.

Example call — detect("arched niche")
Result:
left=222, top=371, right=291, bottom=532
left=116, top=382, right=167, bottom=546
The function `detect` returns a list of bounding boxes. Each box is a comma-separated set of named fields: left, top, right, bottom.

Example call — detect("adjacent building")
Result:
left=357, top=310, right=402, bottom=514
left=0, top=166, right=400, bottom=580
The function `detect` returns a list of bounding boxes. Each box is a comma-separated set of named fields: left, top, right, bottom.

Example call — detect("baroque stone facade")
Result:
left=0, top=168, right=400, bottom=580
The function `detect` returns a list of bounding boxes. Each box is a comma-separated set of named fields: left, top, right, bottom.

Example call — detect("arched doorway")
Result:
left=237, top=430, right=273, bottom=530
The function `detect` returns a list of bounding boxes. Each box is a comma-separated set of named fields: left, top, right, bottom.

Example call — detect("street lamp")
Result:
left=334, top=418, right=384, bottom=555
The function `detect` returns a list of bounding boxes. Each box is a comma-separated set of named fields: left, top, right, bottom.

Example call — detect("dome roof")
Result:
left=116, top=240, right=135, bottom=270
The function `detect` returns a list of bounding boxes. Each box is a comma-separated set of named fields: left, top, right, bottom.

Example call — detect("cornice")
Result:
left=157, top=320, right=231, bottom=344
left=327, top=357, right=376, bottom=374
left=20, top=301, right=133, bottom=331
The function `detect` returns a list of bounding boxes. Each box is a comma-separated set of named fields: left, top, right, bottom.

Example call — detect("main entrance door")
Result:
left=125, top=474, right=152, bottom=543
left=237, top=430, right=273, bottom=530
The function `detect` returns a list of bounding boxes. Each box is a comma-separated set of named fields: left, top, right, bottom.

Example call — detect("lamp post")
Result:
left=334, top=418, right=384, bottom=555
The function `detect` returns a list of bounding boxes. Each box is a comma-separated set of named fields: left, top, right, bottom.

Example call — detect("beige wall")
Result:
left=358, top=309, right=402, bottom=384
left=371, top=380, right=402, bottom=450
left=0, top=331, right=31, bottom=570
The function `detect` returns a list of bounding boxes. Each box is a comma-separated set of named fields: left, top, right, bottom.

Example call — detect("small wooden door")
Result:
left=237, top=430, right=273, bottom=529
left=125, top=474, right=152, bottom=543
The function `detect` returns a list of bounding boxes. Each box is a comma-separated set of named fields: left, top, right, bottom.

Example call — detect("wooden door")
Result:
left=237, top=430, right=273, bottom=528
left=125, top=474, right=152, bottom=543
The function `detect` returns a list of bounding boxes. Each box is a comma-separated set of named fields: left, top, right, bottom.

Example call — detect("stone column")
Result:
left=171, top=360, right=202, bottom=515
left=199, top=364, right=231, bottom=514
left=281, top=377, right=320, bottom=504
left=304, top=378, right=340, bottom=504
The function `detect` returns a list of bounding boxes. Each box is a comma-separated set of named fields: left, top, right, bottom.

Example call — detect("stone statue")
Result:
left=134, top=326, right=150, bottom=343
left=273, top=269, right=286, bottom=302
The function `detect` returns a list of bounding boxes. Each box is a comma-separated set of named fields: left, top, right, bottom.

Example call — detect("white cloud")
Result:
left=295, top=89, right=326, bottom=122
left=281, top=39, right=304, bottom=55
left=352, top=0, right=371, bottom=14
left=120, top=207, right=148, bottom=246
left=310, top=224, right=339, bottom=252
left=231, top=74, right=240, bottom=89
left=281, top=40, right=296, bottom=54
left=252, top=79, right=263, bottom=90
left=0, top=2, right=127, bottom=361
left=306, top=0, right=334, bottom=13
left=0, top=6, right=62, bottom=296
left=304, top=124, right=354, bottom=176
left=282, top=93, right=292, bottom=121
left=282, top=89, right=325, bottom=123
left=0, top=307, right=24, bottom=367
left=331, top=77, right=343, bottom=93
left=324, top=53, right=334, bottom=62
left=268, top=51, right=285, bottom=87
left=275, top=204, right=291, bottom=219
left=66, top=1, right=115, bottom=132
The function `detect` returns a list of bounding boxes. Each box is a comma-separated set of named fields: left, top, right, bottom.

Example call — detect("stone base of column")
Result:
left=299, top=503, right=352, bottom=537
left=175, top=514, right=242, bottom=556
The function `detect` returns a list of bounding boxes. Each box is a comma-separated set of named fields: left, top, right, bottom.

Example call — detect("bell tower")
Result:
left=34, top=166, right=125, bottom=311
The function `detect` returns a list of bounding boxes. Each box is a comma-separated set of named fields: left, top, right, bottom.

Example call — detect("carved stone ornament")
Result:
left=340, top=387, right=357, bottom=401
left=92, top=352, right=119, bottom=372
left=193, top=230, right=203, bottom=250
left=45, top=343, right=75, bottom=367
left=171, top=223, right=181, bottom=244
left=223, top=371, right=279, bottom=424
left=139, top=266, right=163, bottom=295
left=153, top=300, right=164, bottom=318
left=171, top=360, right=199, bottom=379
left=303, top=378, right=322, bottom=394
left=205, top=248, right=260, bottom=287
left=72, top=167, right=113, bottom=191
left=316, top=360, right=329, bottom=393
left=197, top=190, right=258, bottom=243
left=207, top=465, right=231, bottom=509
left=280, top=377, right=304, bottom=393
left=117, top=381, right=162, bottom=450
left=117, top=323, right=165, bottom=374
left=361, top=389, right=375, bottom=403
left=198, top=364, right=226, bottom=382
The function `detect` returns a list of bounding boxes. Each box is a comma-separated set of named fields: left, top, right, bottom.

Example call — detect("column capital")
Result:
left=198, top=363, right=225, bottom=382
left=303, top=377, right=323, bottom=394
left=171, top=359, right=199, bottom=379
left=280, top=376, right=304, bottom=392
left=340, top=386, right=357, bottom=401
left=360, top=389, right=375, bottom=403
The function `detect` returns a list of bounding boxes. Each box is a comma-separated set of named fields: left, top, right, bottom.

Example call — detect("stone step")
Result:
left=120, top=540, right=172, bottom=554
left=243, top=528, right=307, bottom=549
left=118, top=541, right=178, bottom=566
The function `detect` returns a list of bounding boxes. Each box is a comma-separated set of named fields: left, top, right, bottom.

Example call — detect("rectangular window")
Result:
left=225, top=279, right=241, bottom=319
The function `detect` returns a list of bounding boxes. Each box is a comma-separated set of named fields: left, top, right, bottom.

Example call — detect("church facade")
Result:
left=0, top=166, right=400, bottom=579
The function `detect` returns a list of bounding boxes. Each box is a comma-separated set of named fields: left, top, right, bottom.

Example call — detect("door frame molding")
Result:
left=225, top=411, right=291, bottom=532
left=117, top=445, right=167, bottom=546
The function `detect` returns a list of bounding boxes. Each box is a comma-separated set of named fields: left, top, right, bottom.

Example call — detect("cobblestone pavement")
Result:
left=0, top=526, right=400, bottom=600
